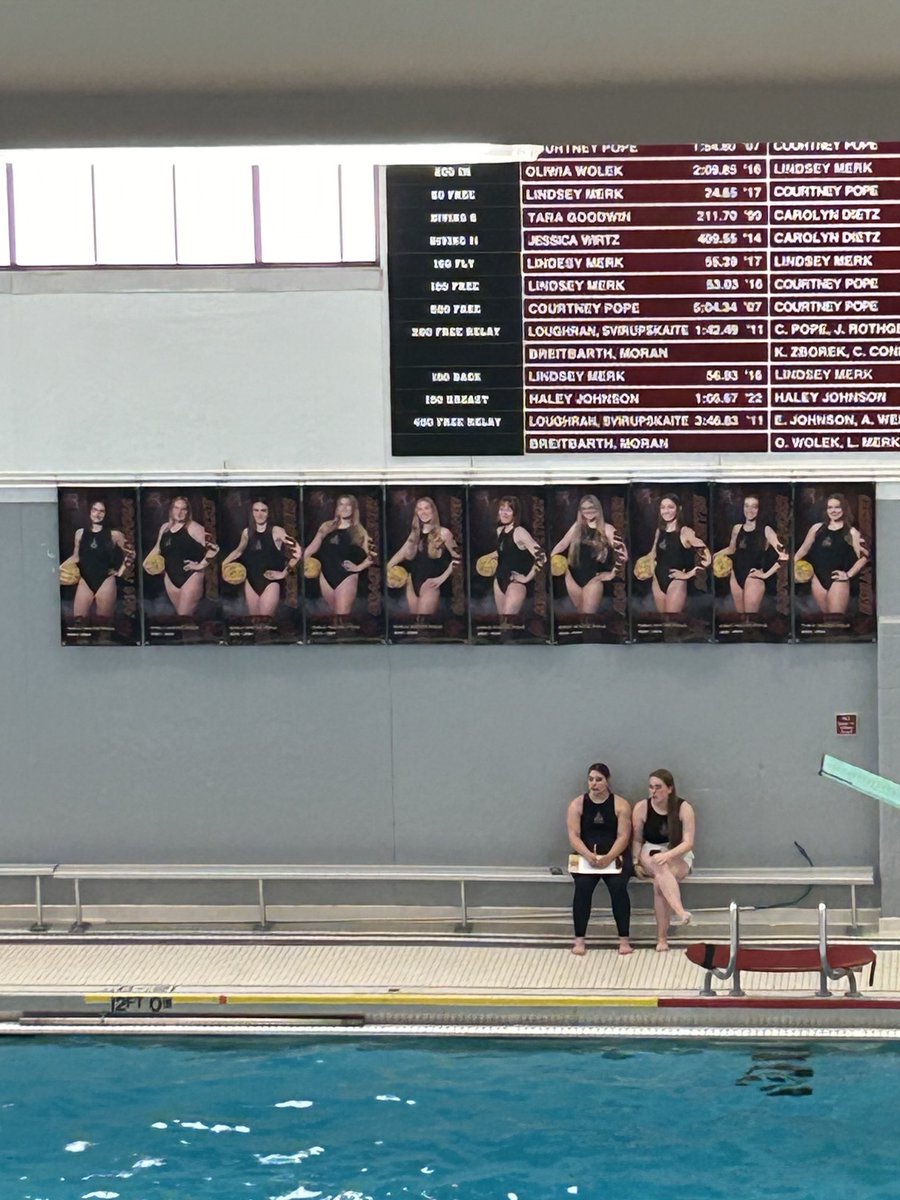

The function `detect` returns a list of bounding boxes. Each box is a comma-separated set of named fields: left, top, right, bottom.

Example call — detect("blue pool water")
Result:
left=0, top=1035, right=895, bottom=1199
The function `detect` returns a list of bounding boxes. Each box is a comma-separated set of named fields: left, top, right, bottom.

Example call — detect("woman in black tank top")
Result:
left=386, top=496, right=460, bottom=619
left=638, top=494, right=710, bottom=617
left=794, top=492, right=869, bottom=616
left=565, top=762, right=633, bottom=957
left=60, top=498, right=131, bottom=621
left=714, top=494, right=788, bottom=615
left=549, top=494, right=628, bottom=621
left=492, top=496, right=546, bottom=624
left=220, top=499, right=299, bottom=617
left=303, top=494, right=374, bottom=622
left=143, top=495, right=218, bottom=617
left=632, top=768, right=696, bottom=952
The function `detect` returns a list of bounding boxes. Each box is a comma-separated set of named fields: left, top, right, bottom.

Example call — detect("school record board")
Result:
left=388, top=142, right=900, bottom=456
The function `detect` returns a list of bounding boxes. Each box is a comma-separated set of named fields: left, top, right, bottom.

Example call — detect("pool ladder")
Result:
left=698, top=901, right=864, bottom=998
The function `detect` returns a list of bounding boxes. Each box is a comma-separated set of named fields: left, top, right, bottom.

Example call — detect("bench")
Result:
left=0, top=865, right=58, bottom=930
left=50, top=863, right=874, bottom=931
left=643, top=866, right=874, bottom=930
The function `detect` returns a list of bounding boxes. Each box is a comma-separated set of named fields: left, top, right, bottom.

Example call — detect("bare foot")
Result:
left=618, top=940, right=633, bottom=956
left=670, top=911, right=692, bottom=928
left=572, top=938, right=587, bottom=956
left=656, top=941, right=669, bottom=952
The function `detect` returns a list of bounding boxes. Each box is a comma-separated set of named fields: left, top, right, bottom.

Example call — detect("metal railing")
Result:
left=698, top=900, right=744, bottom=996
left=697, top=900, right=868, bottom=998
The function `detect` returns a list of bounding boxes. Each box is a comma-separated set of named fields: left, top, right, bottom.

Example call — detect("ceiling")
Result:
left=3, top=1, right=900, bottom=146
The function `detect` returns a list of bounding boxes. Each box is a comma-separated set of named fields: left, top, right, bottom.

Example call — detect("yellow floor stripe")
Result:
left=85, top=992, right=659, bottom=1008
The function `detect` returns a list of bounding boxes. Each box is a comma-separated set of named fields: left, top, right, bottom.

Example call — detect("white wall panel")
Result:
left=0, top=275, right=386, bottom=474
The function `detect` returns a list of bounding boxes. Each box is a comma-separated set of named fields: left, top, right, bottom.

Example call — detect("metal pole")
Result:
left=30, top=876, right=47, bottom=933
left=256, top=879, right=269, bottom=930
left=70, top=878, right=89, bottom=932
left=729, top=901, right=746, bottom=997
left=816, top=902, right=832, bottom=997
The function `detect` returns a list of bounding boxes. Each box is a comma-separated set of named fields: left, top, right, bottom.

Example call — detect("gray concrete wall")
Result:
left=2, top=500, right=879, bottom=892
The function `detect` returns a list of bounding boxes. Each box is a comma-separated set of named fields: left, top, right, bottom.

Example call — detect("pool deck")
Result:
left=1, top=931, right=900, bottom=1033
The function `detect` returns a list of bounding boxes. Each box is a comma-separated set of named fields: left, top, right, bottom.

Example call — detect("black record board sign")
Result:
left=387, top=143, right=900, bottom=456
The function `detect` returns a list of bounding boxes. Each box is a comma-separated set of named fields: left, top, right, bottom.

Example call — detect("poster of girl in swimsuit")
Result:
left=385, top=485, right=467, bottom=643
left=792, top=482, right=875, bottom=643
left=629, top=482, right=712, bottom=644
left=547, top=484, right=629, bottom=645
left=140, top=486, right=223, bottom=645
left=302, top=485, right=384, bottom=643
left=217, top=486, right=302, bottom=644
left=712, top=483, right=791, bottom=644
left=57, top=486, right=140, bottom=646
left=468, top=485, right=549, bottom=645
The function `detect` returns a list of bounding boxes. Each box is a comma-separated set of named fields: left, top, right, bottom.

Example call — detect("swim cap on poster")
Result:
left=550, top=553, right=568, bottom=577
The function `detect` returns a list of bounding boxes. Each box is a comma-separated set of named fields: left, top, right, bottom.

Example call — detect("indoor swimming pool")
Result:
left=0, top=1034, right=894, bottom=1199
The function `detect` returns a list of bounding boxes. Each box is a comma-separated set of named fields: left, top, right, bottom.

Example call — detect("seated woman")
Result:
left=632, top=768, right=696, bottom=952
left=566, top=762, right=633, bottom=956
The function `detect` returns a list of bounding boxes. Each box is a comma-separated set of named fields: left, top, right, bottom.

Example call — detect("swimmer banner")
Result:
left=56, top=482, right=876, bottom=645
left=386, top=485, right=468, bottom=643
left=548, top=484, right=629, bottom=644
left=793, top=482, right=876, bottom=641
left=468, top=485, right=549, bottom=644
left=303, top=486, right=385, bottom=644
left=58, top=486, right=140, bottom=646
left=218, top=486, right=302, bottom=645
left=140, top=487, right=223, bottom=645
left=630, top=483, right=712, bottom=644
left=713, top=483, right=792, bottom=644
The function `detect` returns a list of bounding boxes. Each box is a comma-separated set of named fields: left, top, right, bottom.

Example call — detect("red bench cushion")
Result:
left=685, top=943, right=876, bottom=973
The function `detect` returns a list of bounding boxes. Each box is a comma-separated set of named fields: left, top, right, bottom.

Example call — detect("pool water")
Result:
left=0, top=1035, right=895, bottom=1199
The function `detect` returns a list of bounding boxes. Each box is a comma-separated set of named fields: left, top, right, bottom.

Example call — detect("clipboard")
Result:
left=568, top=853, right=623, bottom=875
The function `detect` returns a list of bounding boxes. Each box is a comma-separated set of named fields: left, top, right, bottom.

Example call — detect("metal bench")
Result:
left=646, top=866, right=874, bottom=930
left=50, top=862, right=875, bottom=931
left=0, top=865, right=58, bottom=931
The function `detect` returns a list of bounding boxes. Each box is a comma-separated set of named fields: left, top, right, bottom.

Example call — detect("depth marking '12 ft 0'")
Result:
left=388, top=143, right=900, bottom=456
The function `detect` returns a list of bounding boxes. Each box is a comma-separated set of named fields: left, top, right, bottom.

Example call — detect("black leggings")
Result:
left=572, top=870, right=631, bottom=938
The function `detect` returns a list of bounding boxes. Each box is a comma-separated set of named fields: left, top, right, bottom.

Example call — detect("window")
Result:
left=1, top=144, right=526, bottom=270
left=2, top=146, right=380, bottom=268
